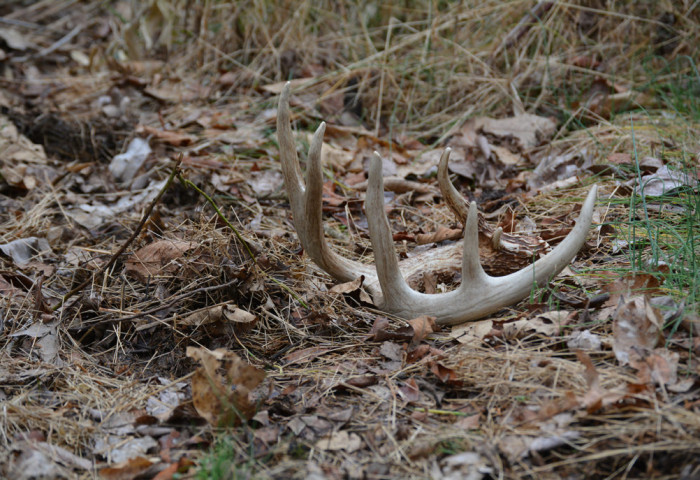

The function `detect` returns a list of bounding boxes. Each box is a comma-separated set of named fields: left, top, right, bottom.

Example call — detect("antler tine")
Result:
left=492, top=184, right=598, bottom=296
left=365, top=153, right=416, bottom=303
left=437, top=148, right=469, bottom=225
left=436, top=148, right=486, bottom=280
left=441, top=184, right=599, bottom=325
left=277, top=83, right=374, bottom=283
left=461, top=200, right=488, bottom=282
left=277, top=83, right=305, bottom=206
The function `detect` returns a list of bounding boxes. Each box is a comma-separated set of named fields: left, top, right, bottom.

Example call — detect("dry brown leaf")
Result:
left=604, top=273, right=663, bottom=306
left=0, top=274, right=26, bottom=300
left=283, top=346, right=330, bottom=365
left=612, top=296, right=664, bottom=366
left=315, top=430, right=362, bottom=452
left=398, top=377, right=421, bottom=403
left=367, top=317, right=413, bottom=343
left=143, top=81, right=206, bottom=103
left=179, top=303, right=257, bottom=333
left=339, top=375, right=378, bottom=389
left=454, top=413, right=481, bottom=430
left=415, top=226, right=463, bottom=245
left=429, top=361, right=459, bottom=384
left=476, top=114, right=557, bottom=151
left=450, top=319, right=494, bottom=346
left=222, top=305, right=257, bottom=333
left=125, top=240, right=196, bottom=282
left=408, top=315, right=437, bottom=343
left=253, top=426, right=280, bottom=445
left=536, top=391, right=580, bottom=421
left=607, top=152, right=632, bottom=164
left=186, top=347, right=265, bottom=426
left=179, top=304, right=225, bottom=326
left=379, top=341, right=403, bottom=362
left=491, top=145, right=521, bottom=165
left=329, top=276, right=373, bottom=304
left=503, top=311, right=570, bottom=339
left=498, top=435, right=530, bottom=462
left=0, top=114, right=47, bottom=169
left=576, top=350, right=627, bottom=413
left=629, top=348, right=679, bottom=387
left=330, top=276, right=364, bottom=294
left=631, top=165, right=698, bottom=197
left=99, top=456, right=154, bottom=480
left=136, top=125, right=196, bottom=146
left=367, top=316, right=390, bottom=339
left=321, top=141, right=354, bottom=172
left=152, top=457, right=195, bottom=480
left=577, top=350, right=606, bottom=412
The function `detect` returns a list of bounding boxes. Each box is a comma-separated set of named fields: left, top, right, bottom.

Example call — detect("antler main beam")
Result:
left=278, top=82, right=597, bottom=326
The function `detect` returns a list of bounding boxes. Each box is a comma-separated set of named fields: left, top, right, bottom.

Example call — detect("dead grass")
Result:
left=0, top=0, right=698, bottom=479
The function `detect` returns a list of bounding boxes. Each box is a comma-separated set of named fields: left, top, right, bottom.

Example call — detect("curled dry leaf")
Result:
left=398, top=378, right=421, bottom=403
left=629, top=348, right=679, bottom=387
left=320, top=141, right=354, bottom=172
left=367, top=316, right=414, bottom=343
left=0, top=114, right=48, bottom=188
left=125, top=240, right=196, bottom=282
left=379, top=341, right=403, bottom=362
left=315, top=430, right=362, bottom=452
left=604, top=273, right=663, bottom=306
left=109, top=137, right=151, bottom=183
left=631, top=165, right=698, bottom=198
left=99, top=456, right=154, bottom=480
left=0, top=237, right=51, bottom=267
left=415, top=226, right=463, bottom=245
left=612, top=296, right=664, bottom=366
left=566, top=330, right=602, bottom=351
left=283, top=346, right=330, bottom=365
left=503, top=311, right=570, bottom=340
left=477, top=114, right=557, bottom=152
left=329, top=276, right=373, bottom=304
left=186, top=347, right=265, bottom=426
left=576, top=350, right=626, bottom=413
left=429, top=361, right=459, bottom=385
left=329, top=276, right=363, bottom=294
left=179, top=303, right=257, bottom=333
left=408, top=315, right=437, bottom=343
left=450, top=319, right=494, bottom=346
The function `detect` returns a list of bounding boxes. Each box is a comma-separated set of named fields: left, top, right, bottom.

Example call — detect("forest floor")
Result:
left=0, top=1, right=698, bottom=479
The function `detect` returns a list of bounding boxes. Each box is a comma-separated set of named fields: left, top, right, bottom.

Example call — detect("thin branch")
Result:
left=56, top=157, right=182, bottom=311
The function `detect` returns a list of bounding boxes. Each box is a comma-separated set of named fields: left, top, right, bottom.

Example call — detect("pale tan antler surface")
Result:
left=277, top=83, right=597, bottom=326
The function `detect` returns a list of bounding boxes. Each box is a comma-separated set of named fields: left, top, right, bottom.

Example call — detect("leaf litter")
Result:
left=0, top=2, right=698, bottom=480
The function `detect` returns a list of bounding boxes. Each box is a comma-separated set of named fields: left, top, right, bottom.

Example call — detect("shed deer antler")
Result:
left=277, top=83, right=597, bottom=326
